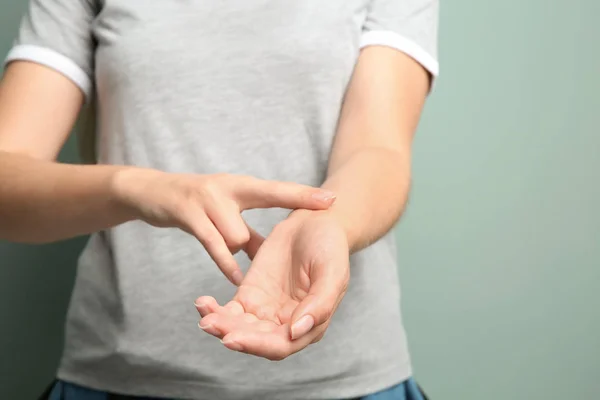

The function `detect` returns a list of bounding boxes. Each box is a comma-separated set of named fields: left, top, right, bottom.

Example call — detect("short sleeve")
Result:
left=361, top=0, right=439, bottom=78
left=3, top=0, right=97, bottom=98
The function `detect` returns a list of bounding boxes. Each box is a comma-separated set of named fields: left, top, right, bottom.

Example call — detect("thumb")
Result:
left=289, top=279, right=345, bottom=340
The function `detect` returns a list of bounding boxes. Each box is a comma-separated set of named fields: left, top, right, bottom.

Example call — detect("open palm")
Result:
left=195, top=211, right=350, bottom=360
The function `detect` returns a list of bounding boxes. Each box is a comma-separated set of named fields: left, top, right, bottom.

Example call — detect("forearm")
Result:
left=307, top=48, right=429, bottom=253
left=320, top=146, right=410, bottom=252
left=0, top=151, right=134, bottom=243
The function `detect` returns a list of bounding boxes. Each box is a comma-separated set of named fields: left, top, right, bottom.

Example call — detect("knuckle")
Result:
left=269, top=349, right=288, bottom=362
left=225, top=228, right=250, bottom=250
left=200, top=232, right=219, bottom=249
left=202, top=174, right=229, bottom=197
left=220, top=257, right=238, bottom=274
left=200, top=183, right=218, bottom=200
left=322, top=307, right=334, bottom=322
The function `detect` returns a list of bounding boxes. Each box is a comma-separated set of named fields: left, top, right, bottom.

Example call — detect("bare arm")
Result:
left=0, top=62, right=133, bottom=243
left=320, top=46, right=431, bottom=252
left=0, top=62, right=334, bottom=281
left=193, top=47, right=435, bottom=355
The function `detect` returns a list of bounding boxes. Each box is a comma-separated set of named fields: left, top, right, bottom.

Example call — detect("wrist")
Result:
left=109, top=166, right=151, bottom=222
left=287, top=207, right=357, bottom=251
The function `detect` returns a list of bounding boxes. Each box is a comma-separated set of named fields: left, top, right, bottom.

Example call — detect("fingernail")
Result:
left=221, top=339, right=244, bottom=352
left=198, top=321, right=221, bottom=336
left=232, top=270, right=244, bottom=286
left=195, top=302, right=208, bottom=314
left=198, top=321, right=212, bottom=330
left=291, top=315, right=315, bottom=340
left=312, top=191, right=336, bottom=203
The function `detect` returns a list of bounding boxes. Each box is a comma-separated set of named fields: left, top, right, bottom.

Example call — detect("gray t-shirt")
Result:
left=5, top=1, right=438, bottom=399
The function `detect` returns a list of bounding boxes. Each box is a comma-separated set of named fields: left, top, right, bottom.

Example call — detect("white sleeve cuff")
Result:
left=5, top=44, right=93, bottom=98
left=360, top=30, right=439, bottom=77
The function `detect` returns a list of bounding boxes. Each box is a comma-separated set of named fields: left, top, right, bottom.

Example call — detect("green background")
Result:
left=1, top=0, right=598, bottom=399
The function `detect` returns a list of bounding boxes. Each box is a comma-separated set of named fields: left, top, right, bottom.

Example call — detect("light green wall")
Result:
left=398, top=1, right=600, bottom=398
left=1, top=1, right=598, bottom=399
left=0, top=3, right=89, bottom=400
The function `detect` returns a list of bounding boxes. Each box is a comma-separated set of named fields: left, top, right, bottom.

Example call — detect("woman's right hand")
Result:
left=111, top=168, right=336, bottom=285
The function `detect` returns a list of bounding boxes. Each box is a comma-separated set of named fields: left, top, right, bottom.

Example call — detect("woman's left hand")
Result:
left=195, top=210, right=350, bottom=360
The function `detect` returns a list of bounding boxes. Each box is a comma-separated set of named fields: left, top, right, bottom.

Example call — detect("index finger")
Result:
left=233, top=178, right=336, bottom=211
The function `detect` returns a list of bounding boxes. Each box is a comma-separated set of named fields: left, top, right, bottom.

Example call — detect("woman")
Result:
left=0, top=0, right=439, bottom=399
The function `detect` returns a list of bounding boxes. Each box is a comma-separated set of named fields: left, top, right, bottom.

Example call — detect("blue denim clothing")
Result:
left=47, top=379, right=426, bottom=400
left=358, top=379, right=426, bottom=400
